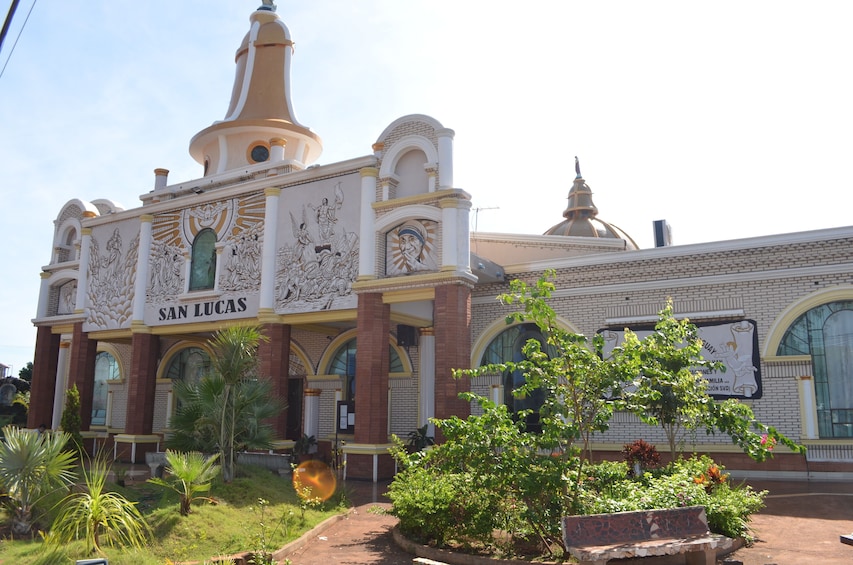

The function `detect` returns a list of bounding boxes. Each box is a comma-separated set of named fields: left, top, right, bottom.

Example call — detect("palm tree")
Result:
left=0, top=425, right=77, bottom=535
left=205, top=326, right=270, bottom=482
left=48, top=456, right=151, bottom=555
left=148, top=450, right=221, bottom=516
left=168, top=374, right=280, bottom=457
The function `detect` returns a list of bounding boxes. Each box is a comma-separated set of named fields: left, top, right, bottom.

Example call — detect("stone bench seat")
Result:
left=562, top=506, right=732, bottom=565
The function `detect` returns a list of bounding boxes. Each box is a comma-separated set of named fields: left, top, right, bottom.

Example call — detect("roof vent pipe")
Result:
left=154, top=168, right=170, bottom=190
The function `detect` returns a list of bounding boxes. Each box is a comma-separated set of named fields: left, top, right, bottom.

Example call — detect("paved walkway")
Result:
left=278, top=478, right=853, bottom=565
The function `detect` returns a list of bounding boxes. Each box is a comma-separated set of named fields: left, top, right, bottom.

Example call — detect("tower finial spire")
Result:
left=575, top=156, right=582, bottom=179
left=189, top=4, right=322, bottom=176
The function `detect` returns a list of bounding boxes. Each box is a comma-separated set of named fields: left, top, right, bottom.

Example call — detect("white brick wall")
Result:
left=468, top=232, right=853, bottom=449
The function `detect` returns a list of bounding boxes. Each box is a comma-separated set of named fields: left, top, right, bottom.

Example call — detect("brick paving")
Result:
left=277, top=478, right=853, bottom=565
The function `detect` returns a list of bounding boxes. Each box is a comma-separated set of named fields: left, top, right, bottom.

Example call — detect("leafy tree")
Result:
left=617, top=299, right=805, bottom=461
left=47, top=456, right=151, bottom=555
left=389, top=273, right=803, bottom=553
left=615, top=300, right=720, bottom=458
left=148, top=450, right=221, bottom=516
left=18, top=362, right=33, bottom=383
left=0, top=425, right=77, bottom=535
left=457, top=272, right=620, bottom=471
left=413, top=271, right=626, bottom=552
left=59, top=384, right=84, bottom=455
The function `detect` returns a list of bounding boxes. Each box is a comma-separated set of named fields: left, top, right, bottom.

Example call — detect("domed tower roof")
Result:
left=544, top=157, right=638, bottom=249
left=189, top=1, right=322, bottom=176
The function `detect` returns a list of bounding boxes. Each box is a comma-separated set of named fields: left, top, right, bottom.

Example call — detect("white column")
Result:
left=165, top=389, right=173, bottom=430
left=269, top=138, right=286, bottom=162
left=799, top=375, right=819, bottom=439
left=259, top=188, right=281, bottom=312
left=491, top=384, right=503, bottom=406
left=37, top=272, right=51, bottom=318
left=424, top=165, right=437, bottom=193
left=182, top=251, right=192, bottom=292
left=440, top=199, right=458, bottom=270
left=418, top=328, right=436, bottom=437
left=213, top=246, right=224, bottom=291
left=303, top=389, right=321, bottom=442
left=456, top=198, right=472, bottom=273
left=106, top=390, right=114, bottom=430
left=437, top=128, right=455, bottom=190
left=294, top=139, right=307, bottom=167
left=132, top=215, right=154, bottom=323
left=74, top=227, right=93, bottom=314
left=51, top=341, right=71, bottom=430
left=358, top=167, right=378, bottom=279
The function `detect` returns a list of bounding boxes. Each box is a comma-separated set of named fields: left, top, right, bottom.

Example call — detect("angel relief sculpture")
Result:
left=308, top=182, right=343, bottom=247
left=220, top=224, right=263, bottom=292
left=275, top=187, right=358, bottom=312
left=149, top=240, right=185, bottom=300
left=87, top=228, right=137, bottom=329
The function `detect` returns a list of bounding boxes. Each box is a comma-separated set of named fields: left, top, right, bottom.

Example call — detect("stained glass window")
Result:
left=189, top=229, right=217, bottom=291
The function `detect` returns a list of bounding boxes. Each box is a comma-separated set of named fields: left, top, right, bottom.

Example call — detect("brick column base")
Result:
left=125, top=333, right=160, bottom=448
left=68, top=322, right=98, bottom=430
left=28, top=327, right=60, bottom=429
left=354, top=293, right=390, bottom=445
left=259, top=323, right=292, bottom=439
left=434, top=284, right=472, bottom=425
left=345, top=452, right=396, bottom=481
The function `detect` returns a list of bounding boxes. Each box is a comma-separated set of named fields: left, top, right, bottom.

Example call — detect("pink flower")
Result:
left=760, top=434, right=776, bottom=451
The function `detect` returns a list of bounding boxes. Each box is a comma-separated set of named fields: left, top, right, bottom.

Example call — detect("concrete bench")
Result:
left=562, top=506, right=733, bottom=565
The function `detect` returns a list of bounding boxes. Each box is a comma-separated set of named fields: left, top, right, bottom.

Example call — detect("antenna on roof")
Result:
left=471, top=207, right=499, bottom=232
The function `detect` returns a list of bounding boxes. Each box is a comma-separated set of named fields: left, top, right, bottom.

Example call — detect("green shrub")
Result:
left=580, top=456, right=766, bottom=540
left=387, top=465, right=464, bottom=546
left=388, top=275, right=785, bottom=554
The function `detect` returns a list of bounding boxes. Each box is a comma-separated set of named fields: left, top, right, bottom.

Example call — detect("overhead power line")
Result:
left=0, top=0, right=38, bottom=81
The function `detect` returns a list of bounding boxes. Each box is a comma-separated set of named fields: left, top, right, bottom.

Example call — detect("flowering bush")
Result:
left=577, top=456, right=765, bottom=540
left=694, top=462, right=728, bottom=493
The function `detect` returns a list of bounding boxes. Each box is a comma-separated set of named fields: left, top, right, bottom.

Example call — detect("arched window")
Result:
left=327, top=338, right=404, bottom=401
left=778, top=301, right=853, bottom=438
left=92, top=352, right=119, bottom=426
left=480, top=323, right=557, bottom=432
left=189, top=229, right=217, bottom=291
left=164, top=347, right=211, bottom=388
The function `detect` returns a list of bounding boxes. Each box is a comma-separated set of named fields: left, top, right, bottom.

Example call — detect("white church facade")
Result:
left=30, top=3, right=853, bottom=480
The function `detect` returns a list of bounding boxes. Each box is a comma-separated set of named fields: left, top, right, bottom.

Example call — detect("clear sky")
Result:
left=1, top=1, right=852, bottom=375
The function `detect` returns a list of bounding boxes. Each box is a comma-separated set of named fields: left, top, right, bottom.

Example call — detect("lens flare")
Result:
left=292, top=459, right=337, bottom=502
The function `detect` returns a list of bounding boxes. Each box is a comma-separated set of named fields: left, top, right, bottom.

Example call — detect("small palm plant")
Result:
left=148, top=450, right=221, bottom=516
left=47, top=456, right=151, bottom=555
left=0, top=425, right=77, bottom=535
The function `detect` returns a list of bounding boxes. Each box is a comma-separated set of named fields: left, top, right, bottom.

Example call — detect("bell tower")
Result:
left=189, top=2, right=322, bottom=176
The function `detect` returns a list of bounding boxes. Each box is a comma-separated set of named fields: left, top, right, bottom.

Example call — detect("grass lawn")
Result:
left=0, top=463, right=348, bottom=564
